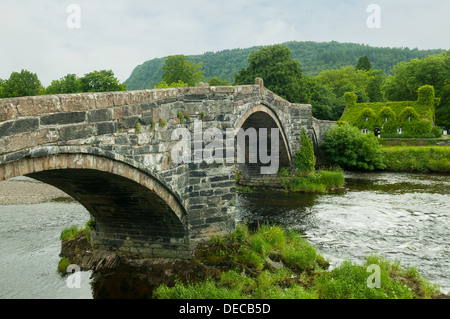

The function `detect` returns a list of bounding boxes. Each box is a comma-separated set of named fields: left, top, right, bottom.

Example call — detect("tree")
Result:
left=435, top=84, right=450, bottom=127
left=45, top=74, right=80, bottom=94
left=366, top=70, right=385, bottom=102
left=160, top=55, right=204, bottom=87
left=1, top=69, right=44, bottom=97
left=234, top=45, right=310, bottom=103
left=355, top=56, right=372, bottom=71
left=208, top=77, right=231, bottom=86
left=294, top=128, right=316, bottom=175
left=382, top=51, right=449, bottom=102
left=154, top=80, right=188, bottom=89
left=321, top=123, right=385, bottom=171
left=77, top=70, right=126, bottom=92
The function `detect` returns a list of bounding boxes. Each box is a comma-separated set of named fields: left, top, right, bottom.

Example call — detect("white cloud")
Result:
left=0, top=0, right=448, bottom=86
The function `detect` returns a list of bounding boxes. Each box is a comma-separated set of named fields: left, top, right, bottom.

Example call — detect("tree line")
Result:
left=1, top=44, right=448, bottom=127
left=0, top=69, right=126, bottom=98
left=124, top=41, right=444, bottom=90
left=156, top=45, right=448, bottom=127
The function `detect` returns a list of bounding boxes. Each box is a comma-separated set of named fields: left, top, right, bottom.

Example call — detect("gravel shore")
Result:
left=0, top=178, right=71, bottom=205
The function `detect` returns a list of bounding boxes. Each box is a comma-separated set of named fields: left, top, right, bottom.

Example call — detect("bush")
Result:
left=321, top=123, right=385, bottom=171
left=294, top=128, right=316, bottom=174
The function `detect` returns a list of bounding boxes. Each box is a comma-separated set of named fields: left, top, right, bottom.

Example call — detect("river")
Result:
left=0, top=172, right=448, bottom=298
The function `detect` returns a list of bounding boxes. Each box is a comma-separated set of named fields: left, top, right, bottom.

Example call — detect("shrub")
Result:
left=294, top=128, right=316, bottom=174
left=321, top=123, right=385, bottom=171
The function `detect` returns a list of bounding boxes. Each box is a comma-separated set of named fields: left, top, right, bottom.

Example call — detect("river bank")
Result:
left=58, top=222, right=449, bottom=299
left=1, top=172, right=449, bottom=298
left=0, top=177, right=72, bottom=205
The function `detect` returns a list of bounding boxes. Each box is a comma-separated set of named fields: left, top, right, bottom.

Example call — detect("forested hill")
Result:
left=124, top=41, right=445, bottom=91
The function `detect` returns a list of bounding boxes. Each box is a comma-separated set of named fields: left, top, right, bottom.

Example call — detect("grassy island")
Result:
left=153, top=224, right=443, bottom=299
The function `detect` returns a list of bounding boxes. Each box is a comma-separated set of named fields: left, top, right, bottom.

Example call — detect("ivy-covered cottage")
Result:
left=340, top=85, right=438, bottom=137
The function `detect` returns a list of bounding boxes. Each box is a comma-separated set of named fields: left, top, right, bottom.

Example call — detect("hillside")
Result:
left=124, top=41, right=445, bottom=91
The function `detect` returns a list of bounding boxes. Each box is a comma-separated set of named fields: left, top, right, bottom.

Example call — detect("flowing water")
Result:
left=0, top=172, right=448, bottom=298
left=237, top=171, right=450, bottom=294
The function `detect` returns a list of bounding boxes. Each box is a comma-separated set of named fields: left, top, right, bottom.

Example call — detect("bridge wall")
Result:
left=0, top=81, right=330, bottom=258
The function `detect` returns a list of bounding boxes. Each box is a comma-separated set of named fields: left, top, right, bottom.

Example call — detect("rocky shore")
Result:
left=0, top=177, right=71, bottom=205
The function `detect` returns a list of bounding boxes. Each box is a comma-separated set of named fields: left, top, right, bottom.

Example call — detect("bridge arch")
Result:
left=0, top=147, right=190, bottom=258
left=233, top=104, right=292, bottom=186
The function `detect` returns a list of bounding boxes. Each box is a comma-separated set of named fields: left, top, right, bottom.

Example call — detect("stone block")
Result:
left=87, top=109, right=113, bottom=123
left=0, top=99, right=17, bottom=121
left=16, top=95, right=61, bottom=117
left=59, top=93, right=96, bottom=112
left=0, top=118, right=39, bottom=137
left=58, top=123, right=95, bottom=141
left=40, top=111, right=86, bottom=125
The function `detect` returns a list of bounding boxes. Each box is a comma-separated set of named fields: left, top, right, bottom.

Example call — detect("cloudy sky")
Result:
left=1, top=0, right=449, bottom=86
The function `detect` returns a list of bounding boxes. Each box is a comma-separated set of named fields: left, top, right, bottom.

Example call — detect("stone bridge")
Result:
left=0, top=78, right=335, bottom=259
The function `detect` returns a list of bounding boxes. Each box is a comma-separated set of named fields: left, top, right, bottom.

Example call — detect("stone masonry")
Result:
left=0, top=78, right=334, bottom=259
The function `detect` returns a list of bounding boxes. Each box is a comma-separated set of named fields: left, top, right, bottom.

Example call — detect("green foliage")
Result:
left=383, top=51, right=449, bottom=102
left=316, top=255, right=441, bottom=299
left=0, top=69, right=44, bottom=98
left=355, top=56, right=372, bottom=71
left=417, top=85, right=436, bottom=107
left=435, top=84, right=450, bottom=127
left=154, top=80, right=188, bottom=89
left=344, top=91, right=357, bottom=108
left=159, top=118, right=166, bottom=128
left=60, top=225, right=80, bottom=241
left=77, top=70, right=126, bottom=92
left=294, top=128, right=316, bottom=174
left=208, top=77, right=232, bottom=86
left=154, top=225, right=441, bottom=299
left=278, top=168, right=345, bottom=193
left=340, top=85, right=435, bottom=137
left=57, top=257, right=71, bottom=274
left=124, top=41, right=444, bottom=91
left=160, top=55, right=204, bottom=87
left=134, top=122, right=142, bottom=133
left=60, top=219, right=95, bottom=242
left=234, top=44, right=309, bottom=103
left=377, top=106, right=398, bottom=134
left=355, top=107, right=377, bottom=130
left=381, top=146, right=450, bottom=172
left=45, top=74, right=80, bottom=94
left=321, top=123, right=385, bottom=171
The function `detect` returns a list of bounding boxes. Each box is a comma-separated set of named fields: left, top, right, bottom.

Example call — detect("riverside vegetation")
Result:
left=153, top=224, right=443, bottom=299
left=57, top=222, right=446, bottom=299
left=320, top=123, right=450, bottom=173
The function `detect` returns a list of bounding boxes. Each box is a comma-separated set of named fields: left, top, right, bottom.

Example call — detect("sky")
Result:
left=1, top=0, right=449, bottom=86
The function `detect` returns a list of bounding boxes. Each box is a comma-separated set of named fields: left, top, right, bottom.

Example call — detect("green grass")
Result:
left=153, top=224, right=443, bottom=299
left=316, top=255, right=440, bottom=299
left=280, top=169, right=345, bottom=193
left=59, top=219, right=95, bottom=242
left=380, top=145, right=450, bottom=172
